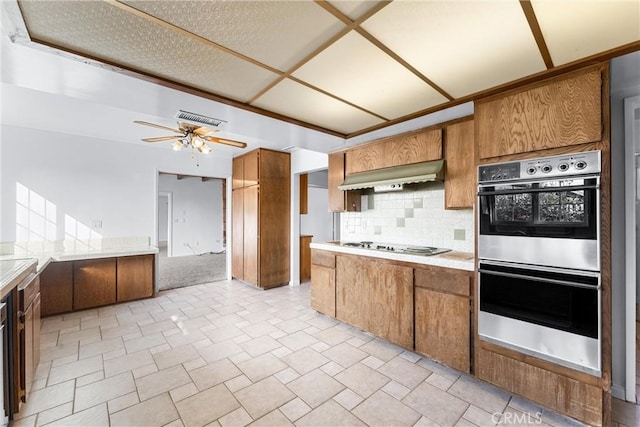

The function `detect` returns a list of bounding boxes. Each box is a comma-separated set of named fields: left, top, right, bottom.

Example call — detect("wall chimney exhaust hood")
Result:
left=337, top=160, right=444, bottom=191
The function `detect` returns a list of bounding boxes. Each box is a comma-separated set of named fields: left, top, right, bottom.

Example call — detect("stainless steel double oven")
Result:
left=477, top=150, right=601, bottom=375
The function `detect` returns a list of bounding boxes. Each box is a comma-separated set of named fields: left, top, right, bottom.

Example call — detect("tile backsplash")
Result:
left=340, top=183, right=474, bottom=253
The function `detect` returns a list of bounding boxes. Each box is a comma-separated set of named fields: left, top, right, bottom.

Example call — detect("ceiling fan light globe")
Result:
left=192, top=136, right=204, bottom=148
left=172, top=140, right=183, bottom=151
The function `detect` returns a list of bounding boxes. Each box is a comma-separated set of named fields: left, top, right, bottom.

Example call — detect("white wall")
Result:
left=610, top=51, right=640, bottom=399
left=300, top=187, right=333, bottom=243
left=0, top=124, right=232, bottom=245
left=158, top=174, right=224, bottom=257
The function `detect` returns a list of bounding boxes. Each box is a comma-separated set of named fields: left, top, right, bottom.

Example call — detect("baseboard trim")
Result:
left=289, top=280, right=301, bottom=287
left=612, top=383, right=626, bottom=400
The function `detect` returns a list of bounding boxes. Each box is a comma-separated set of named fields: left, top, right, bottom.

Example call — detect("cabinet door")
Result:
left=345, top=143, right=384, bottom=174
left=32, top=294, right=40, bottom=374
left=328, top=153, right=360, bottom=213
left=477, top=67, right=602, bottom=159
left=300, top=236, right=312, bottom=281
left=310, top=265, right=335, bottom=317
left=387, top=128, right=442, bottom=167
left=23, top=303, right=33, bottom=398
left=74, top=258, right=116, bottom=310
left=445, top=120, right=475, bottom=209
left=232, top=156, right=244, bottom=189
left=244, top=150, right=260, bottom=187
left=336, top=256, right=369, bottom=331
left=116, top=255, right=154, bottom=302
left=369, top=262, right=414, bottom=349
left=232, top=188, right=244, bottom=280
left=243, top=185, right=259, bottom=285
left=415, top=288, right=470, bottom=372
left=40, top=261, right=73, bottom=316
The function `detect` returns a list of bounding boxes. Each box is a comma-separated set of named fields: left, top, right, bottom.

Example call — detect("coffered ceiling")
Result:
left=13, top=0, right=640, bottom=138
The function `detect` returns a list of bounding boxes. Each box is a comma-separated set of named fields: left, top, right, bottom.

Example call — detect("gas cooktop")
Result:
left=340, top=241, right=451, bottom=256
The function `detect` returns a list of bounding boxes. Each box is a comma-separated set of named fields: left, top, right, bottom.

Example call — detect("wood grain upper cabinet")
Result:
left=231, top=148, right=290, bottom=289
left=243, top=150, right=260, bottom=187
left=345, top=143, right=385, bottom=174
left=476, top=66, right=602, bottom=159
left=445, top=119, right=475, bottom=209
left=346, top=128, right=443, bottom=175
left=73, top=258, right=116, bottom=310
left=386, top=128, right=442, bottom=167
left=232, top=156, right=244, bottom=189
left=328, top=152, right=361, bottom=213
left=116, top=255, right=154, bottom=302
left=40, top=261, right=73, bottom=316
left=414, top=266, right=472, bottom=373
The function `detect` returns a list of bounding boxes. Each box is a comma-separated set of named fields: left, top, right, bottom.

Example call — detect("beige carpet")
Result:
left=158, top=248, right=226, bottom=290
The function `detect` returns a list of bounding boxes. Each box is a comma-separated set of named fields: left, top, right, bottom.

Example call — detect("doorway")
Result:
left=156, top=172, right=227, bottom=290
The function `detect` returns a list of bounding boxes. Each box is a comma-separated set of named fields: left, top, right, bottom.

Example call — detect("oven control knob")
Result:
left=558, top=162, right=569, bottom=172
left=575, top=160, right=587, bottom=170
left=526, top=166, right=537, bottom=175
left=541, top=165, right=552, bottom=173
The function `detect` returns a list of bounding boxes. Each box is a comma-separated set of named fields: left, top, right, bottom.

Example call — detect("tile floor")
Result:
left=14, top=280, right=599, bottom=426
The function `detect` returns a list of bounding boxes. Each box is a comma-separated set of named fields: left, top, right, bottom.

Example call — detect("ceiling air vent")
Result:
left=174, top=110, right=227, bottom=128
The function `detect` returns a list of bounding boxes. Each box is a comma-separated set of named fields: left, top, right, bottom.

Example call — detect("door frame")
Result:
left=158, top=191, right=173, bottom=257
left=624, top=95, right=640, bottom=402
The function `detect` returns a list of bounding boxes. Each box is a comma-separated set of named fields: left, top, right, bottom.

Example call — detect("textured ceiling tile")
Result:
left=531, top=0, right=640, bottom=66
left=327, top=0, right=379, bottom=20
left=293, top=32, right=448, bottom=120
left=362, top=0, right=546, bottom=98
left=123, top=0, right=346, bottom=71
left=252, top=79, right=384, bottom=134
left=19, top=0, right=279, bottom=102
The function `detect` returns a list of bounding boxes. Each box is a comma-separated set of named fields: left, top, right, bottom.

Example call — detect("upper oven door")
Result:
left=478, top=176, right=599, bottom=239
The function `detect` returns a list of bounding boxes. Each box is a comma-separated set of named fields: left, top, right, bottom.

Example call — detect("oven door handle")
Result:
left=478, top=268, right=601, bottom=290
left=478, top=184, right=599, bottom=197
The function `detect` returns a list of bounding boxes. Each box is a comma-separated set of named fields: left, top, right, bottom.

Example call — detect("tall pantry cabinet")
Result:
left=232, top=148, right=291, bottom=289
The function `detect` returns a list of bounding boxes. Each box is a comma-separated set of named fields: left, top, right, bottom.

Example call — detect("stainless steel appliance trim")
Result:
left=478, top=311, right=601, bottom=376
left=477, top=268, right=600, bottom=290
left=478, top=174, right=601, bottom=189
left=478, top=235, right=600, bottom=271
left=477, top=183, right=599, bottom=197
left=478, top=259, right=601, bottom=278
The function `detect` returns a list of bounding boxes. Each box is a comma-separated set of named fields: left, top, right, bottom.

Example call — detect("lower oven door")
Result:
left=478, top=260, right=601, bottom=376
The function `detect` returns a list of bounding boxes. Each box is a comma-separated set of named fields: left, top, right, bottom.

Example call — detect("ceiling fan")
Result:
left=134, top=120, right=247, bottom=154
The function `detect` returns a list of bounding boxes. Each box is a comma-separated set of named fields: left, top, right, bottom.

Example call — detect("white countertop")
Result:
left=310, top=241, right=475, bottom=271
left=0, top=258, right=38, bottom=296
left=0, top=237, right=159, bottom=273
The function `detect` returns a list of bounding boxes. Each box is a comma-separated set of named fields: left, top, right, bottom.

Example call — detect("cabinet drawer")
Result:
left=311, top=250, right=336, bottom=268
left=19, top=274, right=40, bottom=310
left=414, top=266, right=471, bottom=297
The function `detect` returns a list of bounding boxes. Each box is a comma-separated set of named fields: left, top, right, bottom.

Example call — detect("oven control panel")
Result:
left=479, top=150, right=601, bottom=183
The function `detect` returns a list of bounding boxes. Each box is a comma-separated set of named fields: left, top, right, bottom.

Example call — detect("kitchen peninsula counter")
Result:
left=310, top=241, right=474, bottom=271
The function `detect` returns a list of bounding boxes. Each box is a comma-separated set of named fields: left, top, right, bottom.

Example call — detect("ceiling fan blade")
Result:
left=193, top=126, right=218, bottom=136
left=142, top=135, right=183, bottom=142
left=134, top=120, right=182, bottom=133
left=202, top=136, right=248, bottom=148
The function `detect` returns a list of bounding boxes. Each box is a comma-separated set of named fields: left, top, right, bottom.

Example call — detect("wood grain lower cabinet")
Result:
left=40, top=261, right=73, bottom=316
left=310, top=265, right=335, bottom=317
left=73, top=258, right=116, bottom=310
left=116, top=255, right=154, bottom=302
left=414, top=266, right=472, bottom=373
left=300, top=235, right=312, bottom=282
left=415, top=288, right=470, bottom=372
left=336, top=255, right=413, bottom=349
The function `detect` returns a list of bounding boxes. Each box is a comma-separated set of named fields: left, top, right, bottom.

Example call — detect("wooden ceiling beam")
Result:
left=520, top=0, right=554, bottom=69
